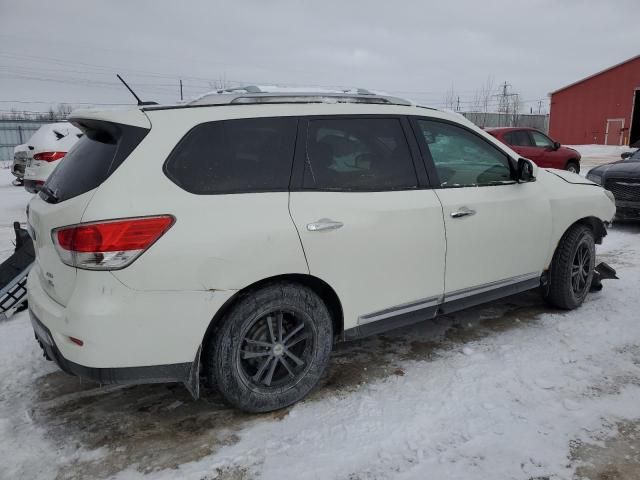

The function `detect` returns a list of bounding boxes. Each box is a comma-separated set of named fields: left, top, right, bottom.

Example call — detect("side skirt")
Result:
left=342, top=275, right=540, bottom=341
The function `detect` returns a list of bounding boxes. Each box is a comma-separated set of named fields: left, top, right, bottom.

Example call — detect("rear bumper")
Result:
left=31, top=310, right=192, bottom=385
left=27, top=262, right=235, bottom=371
left=24, top=161, right=58, bottom=192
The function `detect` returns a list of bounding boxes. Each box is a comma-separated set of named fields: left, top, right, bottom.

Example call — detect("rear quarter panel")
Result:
left=79, top=107, right=309, bottom=292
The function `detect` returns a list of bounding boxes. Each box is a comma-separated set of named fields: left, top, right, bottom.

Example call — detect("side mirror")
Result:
left=517, top=158, right=535, bottom=182
left=553, top=141, right=561, bottom=150
left=621, top=152, right=632, bottom=160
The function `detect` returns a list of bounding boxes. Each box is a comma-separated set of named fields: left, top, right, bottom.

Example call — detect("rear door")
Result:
left=412, top=117, right=551, bottom=308
left=289, top=116, right=446, bottom=334
left=27, top=120, right=149, bottom=305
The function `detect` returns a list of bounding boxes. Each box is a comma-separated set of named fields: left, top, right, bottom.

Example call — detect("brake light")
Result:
left=52, top=216, right=174, bottom=270
left=33, top=151, right=66, bottom=162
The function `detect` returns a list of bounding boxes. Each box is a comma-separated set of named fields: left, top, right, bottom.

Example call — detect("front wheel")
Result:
left=544, top=224, right=595, bottom=309
left=566, top=161, right=580, bottom=174
left=207, top=282, right=333, bottom=413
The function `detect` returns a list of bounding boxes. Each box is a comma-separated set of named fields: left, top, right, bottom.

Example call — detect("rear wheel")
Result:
left=544, top=224, right=595, bottom=309
left=565, top=161, right=580, bottom=174
left=207, top=282, right=333, bottom=412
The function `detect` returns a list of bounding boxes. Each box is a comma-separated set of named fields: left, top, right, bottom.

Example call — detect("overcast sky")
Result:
left=0, top=0, right=638, bottom=114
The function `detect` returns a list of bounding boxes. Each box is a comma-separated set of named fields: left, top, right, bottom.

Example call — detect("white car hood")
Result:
left=545, top=168, right=596, bottom=185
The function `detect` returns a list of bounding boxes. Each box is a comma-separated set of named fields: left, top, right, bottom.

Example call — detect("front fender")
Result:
left=538, top=169, right=615, bottom=268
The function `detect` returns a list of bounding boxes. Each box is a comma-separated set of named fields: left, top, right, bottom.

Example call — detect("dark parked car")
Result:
left=487, top=127, right=581, bottom=173
left=587, top=149, right=640, bottom=220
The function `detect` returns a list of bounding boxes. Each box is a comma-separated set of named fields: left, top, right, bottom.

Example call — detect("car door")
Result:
left=289, top=116, right=446, bottom=337
left=411, top=117, right=551, bottom=311
left=528, top=130, right=558, bottom=168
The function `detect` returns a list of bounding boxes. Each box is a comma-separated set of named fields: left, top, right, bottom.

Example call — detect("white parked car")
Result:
left=23, top=122, right=82, bottom=193
left=27, top=88, right=616, bottom=412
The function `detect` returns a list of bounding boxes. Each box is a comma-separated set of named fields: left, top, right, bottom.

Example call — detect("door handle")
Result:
left=450, top=207, right=476, bottom=218
left=307, top=218, right=344, bottom=231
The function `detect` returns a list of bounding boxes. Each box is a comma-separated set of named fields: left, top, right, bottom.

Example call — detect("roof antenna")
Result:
left=116, top=74, right=158, bottom=106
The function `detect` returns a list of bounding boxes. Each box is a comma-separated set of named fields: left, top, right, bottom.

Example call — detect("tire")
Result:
left=207, top=282, right=333, bottom=413
left=544, top=224, right=595, bottom=310
left=565, top=161, right=580, bottom=174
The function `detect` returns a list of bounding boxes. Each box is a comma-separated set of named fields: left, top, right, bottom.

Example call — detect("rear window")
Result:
left=40, top=121, right=148, bottom=204
left=503, top=130, right=532, bottom=146
left=164, top=117, right=297, bottom=194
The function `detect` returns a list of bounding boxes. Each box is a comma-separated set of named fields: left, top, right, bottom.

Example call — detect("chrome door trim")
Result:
left=358, top=295, right=442, bottom=325
left=443, top=272, right=540, bottom=302
left=356, top=272, right=540, bottom=327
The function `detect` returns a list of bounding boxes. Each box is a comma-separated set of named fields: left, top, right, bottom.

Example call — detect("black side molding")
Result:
left=342, top=276, right=540, bottom=341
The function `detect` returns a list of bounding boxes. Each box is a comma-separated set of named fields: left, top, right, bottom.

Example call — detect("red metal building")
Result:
left=549, top=55, right=640, bottom=146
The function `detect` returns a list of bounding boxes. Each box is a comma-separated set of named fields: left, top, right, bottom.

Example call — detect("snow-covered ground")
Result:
left=567, top=144, right=631, bottom=170
left=1, top=145, right=639, bottom=480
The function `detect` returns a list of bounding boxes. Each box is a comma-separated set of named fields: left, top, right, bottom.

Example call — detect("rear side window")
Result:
left=41, top=121, right=148, bottom=204
left=504, top=130, right=532, bottom=146
left=302, top=118, right=417, bottom=190
left=164, top=117, right=297, bottom=194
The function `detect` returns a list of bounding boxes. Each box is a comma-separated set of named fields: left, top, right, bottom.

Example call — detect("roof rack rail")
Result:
left=184, top=86, right=413, bottom=108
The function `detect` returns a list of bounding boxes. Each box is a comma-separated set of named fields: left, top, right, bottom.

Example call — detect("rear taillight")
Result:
left=33, top=151, right=66, bottom=162
left=52, top=216, right=174, bottom=270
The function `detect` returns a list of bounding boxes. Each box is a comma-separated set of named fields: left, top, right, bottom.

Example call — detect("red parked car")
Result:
left=487, top=127, right=581, bottom=173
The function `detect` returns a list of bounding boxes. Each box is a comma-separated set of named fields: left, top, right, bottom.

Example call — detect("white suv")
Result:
left=23, top=122, right=82, bottom=193
left=27, top=88, right=616, bottom=412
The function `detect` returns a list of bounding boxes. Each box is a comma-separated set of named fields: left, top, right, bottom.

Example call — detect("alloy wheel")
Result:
left=571, top=242, right=591, bottom=295
left=237, top=309, right=315, bottom=391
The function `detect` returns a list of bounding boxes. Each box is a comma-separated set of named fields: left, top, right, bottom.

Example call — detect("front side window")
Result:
left=504, top=130, right=533, bottom=147
left=164, top=117, right=297, bottom=194
left=530, top=131, right=554, bottom=148
left=302, top=118, right=417, bottom=190
left=417, top=119, right=513, bottom=187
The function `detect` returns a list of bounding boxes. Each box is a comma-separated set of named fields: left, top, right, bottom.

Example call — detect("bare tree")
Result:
left=442, top=83, right=457, bottom=111
left=470, top=76, right=495, bottom=127
left=56, top=103, right=73, bottom=117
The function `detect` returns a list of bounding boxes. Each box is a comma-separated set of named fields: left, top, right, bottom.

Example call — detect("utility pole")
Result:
left=180, top=79, right=183, bottom=101
left=502, top=81, right=510, bottom=120
left=456, top=96, right=460, bottom=112
left=537, top=99, right=544, bottom=114
left=493, top=81, right=519, bottom=126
